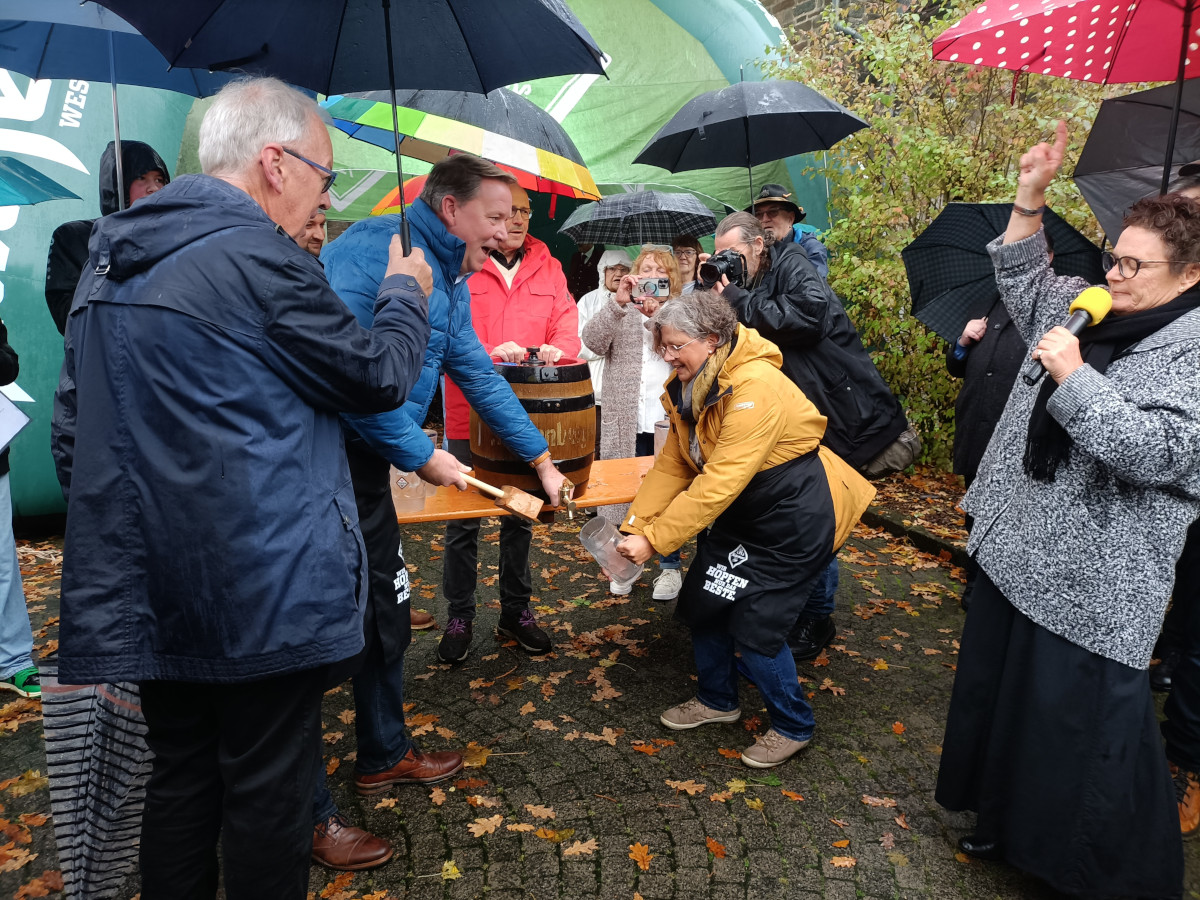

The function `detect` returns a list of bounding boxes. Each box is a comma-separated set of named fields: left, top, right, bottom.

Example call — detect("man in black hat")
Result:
left=746, top=183, right=829, bottom=280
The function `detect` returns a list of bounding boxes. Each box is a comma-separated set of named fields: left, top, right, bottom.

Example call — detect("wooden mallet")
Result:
left=462, top=473, right=544, bottom=523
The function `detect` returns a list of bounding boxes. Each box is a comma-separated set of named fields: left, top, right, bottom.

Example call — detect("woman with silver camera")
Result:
left=581, top=246, right=684, bottom=599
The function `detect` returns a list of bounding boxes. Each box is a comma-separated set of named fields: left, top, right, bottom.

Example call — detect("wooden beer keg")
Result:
left=469, top=351, right=594, bottom=499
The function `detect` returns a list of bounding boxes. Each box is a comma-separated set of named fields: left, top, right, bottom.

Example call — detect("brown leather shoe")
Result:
left=312, top=813, right=393, bottom=870
left=1171, top=762, right=1200, bottom=838
left=354, top=747, right=464, bottom=795
left=410, top=608, right=435, bottom=630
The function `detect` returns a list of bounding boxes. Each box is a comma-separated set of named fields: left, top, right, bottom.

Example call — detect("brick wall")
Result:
left=761, top=0, right=829, bottom=39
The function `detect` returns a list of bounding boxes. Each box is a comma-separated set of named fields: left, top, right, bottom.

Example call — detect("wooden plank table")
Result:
left=393, top=456, right=654, bottom=525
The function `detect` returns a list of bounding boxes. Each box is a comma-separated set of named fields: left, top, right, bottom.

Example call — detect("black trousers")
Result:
left=441, top=438, right=532, bottom=622
left=138, top=667, right=327, bottom=899
left=1162, top=520, right=1200, bottom=770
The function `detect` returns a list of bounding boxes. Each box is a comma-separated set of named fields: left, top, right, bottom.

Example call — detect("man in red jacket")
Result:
left=439, top=184, right=580, bottom=663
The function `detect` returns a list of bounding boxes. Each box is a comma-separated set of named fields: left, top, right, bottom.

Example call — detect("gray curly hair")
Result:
left=649, top=290, right=739, bottom=349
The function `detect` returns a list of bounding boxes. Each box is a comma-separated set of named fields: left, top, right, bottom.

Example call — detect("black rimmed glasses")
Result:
left=673, top=248, right=697, bottom=260
left=657, top=337, right=703, bottom=359
left=1101, top=251, right=1188, bottom=278
left=283, top=148, right=337, bottom=193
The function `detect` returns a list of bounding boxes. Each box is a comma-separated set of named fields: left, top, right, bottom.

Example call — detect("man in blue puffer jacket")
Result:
left=50, top=78, right=432, bottom=898
left=315, top=154, right=571, bottom=869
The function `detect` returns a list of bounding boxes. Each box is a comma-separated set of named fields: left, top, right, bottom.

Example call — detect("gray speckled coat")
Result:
left=965, top=228, right=1200, bottom=669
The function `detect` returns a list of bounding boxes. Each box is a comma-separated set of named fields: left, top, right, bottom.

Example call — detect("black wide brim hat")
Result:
left=744, top=183, right=803, bottom=220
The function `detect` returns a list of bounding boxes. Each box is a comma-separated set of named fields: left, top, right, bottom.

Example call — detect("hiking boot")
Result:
left=740, top=728, right=811, bottom=768
left=652, top=568, right=682, bottom=600
left=0, top=666, right=40, bottom=698
left=787, top=615, right=836, bottom=661
left=659, top=697, right=740, bottom=731
left=437, top=618, right=473, bottom=663
left=1171, top=762, right=1200, bottom=838
left=312, top=813, right=393, bottom=870
left=496, top=608, right=552, bottom=654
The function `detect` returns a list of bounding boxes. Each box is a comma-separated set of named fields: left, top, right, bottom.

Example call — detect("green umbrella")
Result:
left=0, top=155, right=80, bottom=206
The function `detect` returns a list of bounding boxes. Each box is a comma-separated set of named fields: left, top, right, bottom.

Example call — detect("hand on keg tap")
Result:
left=534, top=457, right=574, bottom=508
left=417, top=448, right=470, bottom=491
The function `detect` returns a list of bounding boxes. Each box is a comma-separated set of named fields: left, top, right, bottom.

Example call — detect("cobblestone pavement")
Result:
left=4, top=519, right=1199, bottom=900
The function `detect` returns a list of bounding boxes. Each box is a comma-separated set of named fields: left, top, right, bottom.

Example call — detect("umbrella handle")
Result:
left=399, top=216, right=411, bottom=256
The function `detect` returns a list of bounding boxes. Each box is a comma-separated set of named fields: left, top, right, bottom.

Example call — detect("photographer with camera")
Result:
left=581, top=245, right=683, bottom=600
left=701, top=212, right=919, bottom=659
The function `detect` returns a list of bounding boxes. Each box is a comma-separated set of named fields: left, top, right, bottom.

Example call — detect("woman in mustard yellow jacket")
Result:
left=615, top=291, right=874, bottom=768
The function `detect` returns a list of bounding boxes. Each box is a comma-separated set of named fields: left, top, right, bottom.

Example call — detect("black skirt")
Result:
left=936, top=571, right=1182, bottom=899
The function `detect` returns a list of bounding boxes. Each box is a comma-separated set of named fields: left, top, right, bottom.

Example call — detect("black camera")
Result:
left=697, top=249, right=746, bottom=289
left=637, top=277, right=671, bottom=298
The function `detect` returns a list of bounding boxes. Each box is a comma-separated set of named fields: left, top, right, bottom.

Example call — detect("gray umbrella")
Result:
left=1073, top=79, right=1200, bottom=240
left=558, top=191, right=716, bottom=246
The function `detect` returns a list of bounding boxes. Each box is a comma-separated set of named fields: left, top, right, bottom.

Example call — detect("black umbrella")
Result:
left=902, top=203, right=1105, bottom=343
left=632, top=80, right=868, bottom=202
left=1073, top=79, right=1200, bottom=240
left=94, top=0, right=605, bottom=250
left=558, top=191, right=716, bottom=246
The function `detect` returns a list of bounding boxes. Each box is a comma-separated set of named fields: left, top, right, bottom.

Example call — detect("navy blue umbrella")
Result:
left=0, top=1, right=239, bottom=209
left=92, top=0, right=606, bottom=249
left=0, top=2, right=236, bottom=97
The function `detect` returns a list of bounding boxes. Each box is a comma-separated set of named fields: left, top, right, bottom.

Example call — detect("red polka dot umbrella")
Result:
left=933, top=0, right=1200, bottom=193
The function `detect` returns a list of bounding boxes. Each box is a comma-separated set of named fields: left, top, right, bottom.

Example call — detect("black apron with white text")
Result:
left=677, top=451, right=835, bottom=657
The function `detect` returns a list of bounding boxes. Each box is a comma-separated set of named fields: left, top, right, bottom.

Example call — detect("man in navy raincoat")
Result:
left=51, top=77, right=432, bottom=899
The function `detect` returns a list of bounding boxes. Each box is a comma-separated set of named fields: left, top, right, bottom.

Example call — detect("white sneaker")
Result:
left=609, top=578, right=634, bottom=596
left=652, top=568, right=682, bottom=600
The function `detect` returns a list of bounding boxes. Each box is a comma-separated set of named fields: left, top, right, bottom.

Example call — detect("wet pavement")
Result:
left=3, top=512, right=1197, bottom=900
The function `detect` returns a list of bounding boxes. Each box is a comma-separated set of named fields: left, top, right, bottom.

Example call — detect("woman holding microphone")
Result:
left=936, top=122, right=1200, bottom=898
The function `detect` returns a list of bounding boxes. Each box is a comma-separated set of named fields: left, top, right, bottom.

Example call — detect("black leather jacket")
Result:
left=722, top=241, right=907, bottom=468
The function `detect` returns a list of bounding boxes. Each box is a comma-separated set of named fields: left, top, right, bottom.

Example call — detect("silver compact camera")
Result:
left=637, top=277, right=670, bottom=298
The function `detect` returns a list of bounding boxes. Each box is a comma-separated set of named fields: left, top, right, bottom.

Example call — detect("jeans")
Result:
left=799, top=557, right=840, bottom=619
left=442, top=439, right=533, bottom=622
left=140, top=669, right=326, bottom=900
left=634, top=432, right=680, bottom=569
left=312, top=603, right=414, bottom=824
left=692, top=629, right=815, bottom=743
left=0, top=473, right=33, bottom=678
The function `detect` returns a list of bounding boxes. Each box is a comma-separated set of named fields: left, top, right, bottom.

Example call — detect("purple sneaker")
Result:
left=437, top=617, right=473, bottom=663
left=496, top=608, right=552, bottom=654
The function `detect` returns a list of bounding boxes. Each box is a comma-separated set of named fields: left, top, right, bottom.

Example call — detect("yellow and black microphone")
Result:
left=1021, top=286, right=1114, bottom=386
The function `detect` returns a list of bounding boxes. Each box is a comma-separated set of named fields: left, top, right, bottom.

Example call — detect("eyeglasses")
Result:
left=656, top=336, right=703, bottom=359
left=283, top=148, right=337, bottom=193
left=641, top=243, right=672, bottom=252
left=754, top=205, right=789, bottom=218
left=509, top=206, right=532, bottom=219
left=673, top=248, right=697, bottom=260
left=1101, top=251, right=1191, bottom=278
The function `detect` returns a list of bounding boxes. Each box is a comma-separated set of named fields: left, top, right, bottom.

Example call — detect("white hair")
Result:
left=199, top=77, right=320, bottom=178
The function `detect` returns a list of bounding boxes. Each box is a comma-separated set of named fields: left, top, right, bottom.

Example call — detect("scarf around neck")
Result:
left=1024, top=285, right=1200, bottom=482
